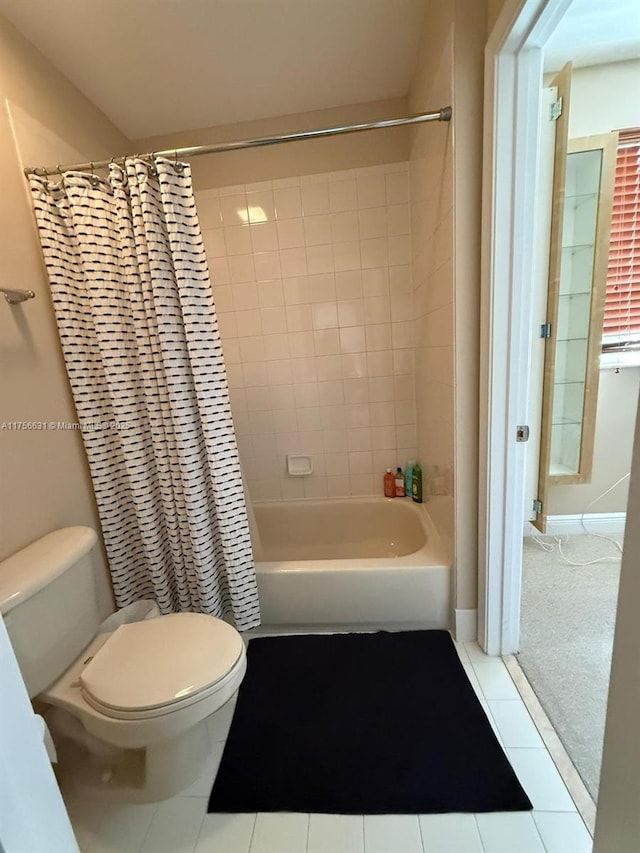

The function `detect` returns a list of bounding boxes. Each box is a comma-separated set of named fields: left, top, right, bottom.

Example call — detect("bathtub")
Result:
left=252, top=497, right=451, bottom=629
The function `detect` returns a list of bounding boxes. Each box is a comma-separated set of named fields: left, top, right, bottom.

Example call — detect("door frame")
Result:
left=479, top=0, right=576, bottom=654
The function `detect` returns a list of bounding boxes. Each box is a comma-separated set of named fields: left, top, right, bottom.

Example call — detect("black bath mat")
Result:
left=208, top=630, right=532, bottom=814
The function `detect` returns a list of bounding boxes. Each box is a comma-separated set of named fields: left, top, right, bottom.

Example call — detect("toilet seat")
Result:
left=79, top=612, right=244, bottom=720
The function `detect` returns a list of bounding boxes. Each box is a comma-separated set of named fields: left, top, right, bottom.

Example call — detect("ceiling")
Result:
left=544, top=0, right=640, bottom=71
left=0, top=0, right=429, bottom=139
left=2, top=0, right=638, bottom=140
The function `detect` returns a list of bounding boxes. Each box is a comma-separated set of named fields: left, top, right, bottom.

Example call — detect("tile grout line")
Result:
left=84, top=800, right=114, bottom=853
left=527, top=807, right=551, bottom=853
left=482, top=702, right=506, bottom=750
left=137, top=802, right=160, bottom=853
left=190, top=801, right=207, bottom=853
left=472, top=813, right=488, bottom=853
left=246, top=812, right=258, bottom=853
left=416, top=812, right=426, bottom=853
left=503, top=654, right=597, bottom=837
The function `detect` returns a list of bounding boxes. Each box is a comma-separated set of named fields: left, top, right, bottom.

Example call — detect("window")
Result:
left=602, top=129, right=640, bottom=353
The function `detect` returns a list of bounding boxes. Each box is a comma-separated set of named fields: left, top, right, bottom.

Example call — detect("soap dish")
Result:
left=287, top=454, right=313, bottom=476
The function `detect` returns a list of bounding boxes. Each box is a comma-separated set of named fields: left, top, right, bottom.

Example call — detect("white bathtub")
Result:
left=253, top=497, right=451, bottom=629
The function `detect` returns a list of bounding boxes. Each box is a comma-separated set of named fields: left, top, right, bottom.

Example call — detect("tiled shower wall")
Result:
left=408, top=10, right=455, bottom=505
left=195, top=163, right=417, bottom=501
left=409, top=133, right=454, bottom=498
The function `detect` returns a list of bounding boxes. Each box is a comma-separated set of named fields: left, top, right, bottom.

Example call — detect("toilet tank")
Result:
left=0, top=527, right=101, bottom=698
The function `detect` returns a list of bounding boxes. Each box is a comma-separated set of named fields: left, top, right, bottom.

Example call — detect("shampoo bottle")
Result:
left=395, top=467, right=405, bottom=497
left=411, top=462, right=423, bottom=503
left=404, top=460, right=415, bottom=497
left=384, top=468, right=396, bottom=498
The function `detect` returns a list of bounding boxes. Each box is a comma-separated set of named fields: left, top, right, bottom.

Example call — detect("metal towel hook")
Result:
left=1, top=288, right=36, bottom=305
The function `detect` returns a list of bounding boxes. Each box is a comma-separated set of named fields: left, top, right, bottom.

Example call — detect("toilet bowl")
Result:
left=0, top=527, right=249, bottom=802
left=45, top=612, right=246, bottom=748
left=43, top=613, right=246, bottom=802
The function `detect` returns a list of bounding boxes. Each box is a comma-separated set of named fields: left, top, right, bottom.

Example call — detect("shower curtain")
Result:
left=28, top=158, right=260, bottom=631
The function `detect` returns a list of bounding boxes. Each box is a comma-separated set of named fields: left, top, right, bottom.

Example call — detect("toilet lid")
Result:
left=79, top=613, right=244, bottom=713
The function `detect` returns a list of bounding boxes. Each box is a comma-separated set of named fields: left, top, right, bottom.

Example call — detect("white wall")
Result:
left=0, top=14, right=129, bottom=615
left=568, top=60, right=640, bottom=138
left=134, top=98, right=411, bottom=191
left=593, top=396, right=640, bottom=852
left=408, top=0, right=454, bottom=519
left=407, top=0, right=487, bottom=620
left=452, top=0, right=487, bottom=612
left=549, top=368, right=638, bottom=514
left=0, top=616, right=78, bottom=852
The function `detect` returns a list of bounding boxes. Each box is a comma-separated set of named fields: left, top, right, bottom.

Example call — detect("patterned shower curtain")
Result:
left=29, top=158, right=260, bottom=631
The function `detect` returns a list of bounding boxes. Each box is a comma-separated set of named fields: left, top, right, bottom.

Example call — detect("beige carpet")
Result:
left=518, top=533, right=622, bottom=801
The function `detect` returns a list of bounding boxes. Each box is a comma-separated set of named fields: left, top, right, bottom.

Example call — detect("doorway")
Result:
left=519, top=35, right=638, bottom=803
left=480, top=0, right=640, bottom=814
left=479, top=0, right=640, bottom=654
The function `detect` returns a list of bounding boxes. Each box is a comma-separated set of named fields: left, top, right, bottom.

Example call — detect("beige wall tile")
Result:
left=197, top=161, right=416, bottom=501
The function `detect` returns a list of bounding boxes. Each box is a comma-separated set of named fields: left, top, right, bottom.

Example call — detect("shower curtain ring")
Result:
left=173, top=149, right=184, bottom=172
left=89, top=161, right=101, bottom=186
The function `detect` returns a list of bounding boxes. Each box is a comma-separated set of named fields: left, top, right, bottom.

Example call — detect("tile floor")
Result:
left=65, top=640, right=593, bottom=853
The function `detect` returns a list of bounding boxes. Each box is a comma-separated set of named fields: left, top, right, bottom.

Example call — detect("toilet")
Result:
left=0, top=526, right=247, bottom=802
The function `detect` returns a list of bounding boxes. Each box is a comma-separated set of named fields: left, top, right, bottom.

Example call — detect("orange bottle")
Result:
left=383, top=468, right=396, bottom=498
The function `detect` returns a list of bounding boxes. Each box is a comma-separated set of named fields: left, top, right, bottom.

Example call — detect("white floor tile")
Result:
left=507, top=749, right=576, bottom=812
left=249, top=813, right=309, bottom=853
left=140, top=797, right=207, bottom=853
left=475, top=812, right=545, bottom=853
left=89, top=802, right=158, bottom=853
left=478, top=699, right=505, bottom=747
left=488, top=700, right=544, bottom=748
left=207, top=697, right=237, bottom=742
left=307, top=814, right=364, bottom=853
left=452, top=640, right=470, bottom=662
left=533, top=812, right=593, bottom=852
left=181, top=742, right=226, bottom=797
left=462, top=662, right=483, bottom=699
left=418, top=813, right=483, bottom=853
left=472, top=661, right=521, bottom=700
left=65, top=798, right=109, bottom=853
left=363, top=815, right=422, bottom=853
left=464, top=641, right=490, bottom=662
left=195, top=813, right=256, bottom=853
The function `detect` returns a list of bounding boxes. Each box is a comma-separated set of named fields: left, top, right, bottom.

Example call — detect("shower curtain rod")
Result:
left=24, top=106, right=452, bottom=177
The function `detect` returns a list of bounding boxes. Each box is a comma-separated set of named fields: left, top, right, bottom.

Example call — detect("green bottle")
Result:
left=411, top=462, right=423, bottom=503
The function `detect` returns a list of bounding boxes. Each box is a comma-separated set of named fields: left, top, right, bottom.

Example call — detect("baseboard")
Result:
left=454, top=609, right=477, bottom=642
left=524, top=512, right=626, bottom=537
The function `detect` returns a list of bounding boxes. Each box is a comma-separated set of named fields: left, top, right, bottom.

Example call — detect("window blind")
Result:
left=603, top=128, right=640, bottom=349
